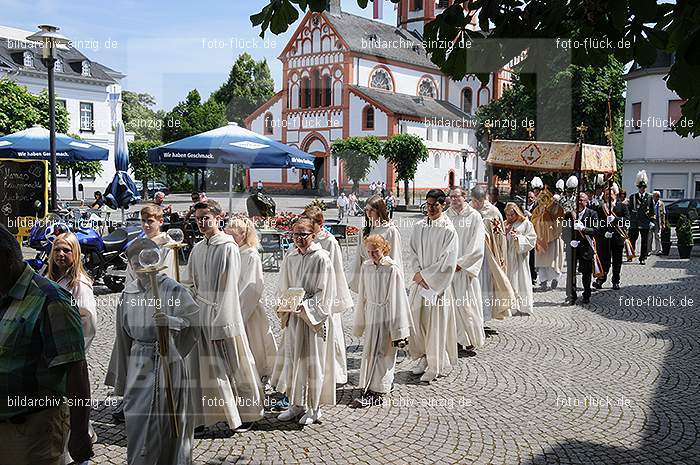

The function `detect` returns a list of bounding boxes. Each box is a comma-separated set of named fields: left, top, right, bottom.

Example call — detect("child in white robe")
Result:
left=225, top=217, right=278, bottom=380
left=271, top=217, right=337, bottom=425
left=351, top=234, right=412, bottom=408
left=505, top=202, right=538, bottom=315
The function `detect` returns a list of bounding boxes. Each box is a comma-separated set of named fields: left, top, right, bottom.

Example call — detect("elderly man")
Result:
left=651, top=191, right=666, bottom=255
left=471, top=186, right=515, bottom=335
left=153, top=191, right=172, bottom=215
left=407, top=189, right=459, bottom=383
left=0, top=224, right=93, bottom=464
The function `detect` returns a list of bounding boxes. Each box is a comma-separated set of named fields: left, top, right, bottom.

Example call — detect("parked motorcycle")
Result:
left=26, top=214, right=142, bottom=292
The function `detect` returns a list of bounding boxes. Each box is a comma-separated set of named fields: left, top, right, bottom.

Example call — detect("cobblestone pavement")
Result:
left=83, top=207, right=700, bottom=465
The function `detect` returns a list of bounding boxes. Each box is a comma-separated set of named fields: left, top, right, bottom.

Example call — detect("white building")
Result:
left=622, top=52, right=700, bottom=201
left=246, top=0, right=515, bottom=196
left=0, top=25, right=131, bottom=200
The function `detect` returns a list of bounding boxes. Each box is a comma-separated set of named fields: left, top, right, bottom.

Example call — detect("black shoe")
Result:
left=612, top=283, right=620, bottom=290
left=234, top=422, right=254, bottom=432
left=640, top=259, right=646, bottom=265
left=484, top=328, right=499, bottom=336
left=581, top=295, right=590, bottom=304
left=112, top=409, right=125, bottom=424
left=565, top=298, right=577, bottom=306
left=551, top=279, right=558, bottom=289
left=592, top=281, right=602, bottom=289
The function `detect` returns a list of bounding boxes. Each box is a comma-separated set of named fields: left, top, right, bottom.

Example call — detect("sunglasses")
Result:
left=292, top=232, right=312, bottom=239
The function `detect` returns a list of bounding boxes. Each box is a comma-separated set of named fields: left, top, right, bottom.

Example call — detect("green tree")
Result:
left=211, top=53, right=275, bottom=125
left=122, top=91, right=165, bottom=141
left=161, top=89, right=227, bottom=143
left=252, top=0, right=700, bottom=137
left=382, top=134, right=429, bottom=206
left=331, top=136, right=383, bottom=193
left=0, top=79, right=68, bottom=135
left=128, top=140, right=165, bottom=199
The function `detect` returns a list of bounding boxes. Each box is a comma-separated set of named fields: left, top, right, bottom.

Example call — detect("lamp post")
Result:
left=28, top=25, right=70, bottom=212
left=461, top=149, right=468, bottom=190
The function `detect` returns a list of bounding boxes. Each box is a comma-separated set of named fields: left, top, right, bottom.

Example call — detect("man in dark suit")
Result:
left=594, top=186, right=629, bottom=290
left=628, top=175, right=655, bottom=265
left=569, top=193, right=599, bottom=305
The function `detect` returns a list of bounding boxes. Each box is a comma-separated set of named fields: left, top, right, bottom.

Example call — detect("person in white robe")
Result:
left=186, top=200, right=263, bottom=432
left=532, top=189, right=566, bottom=289
left=125, top=204, right=178, bottom=283
left=351, top=234, right=412, bottom=408
left=225, top=217, right=278, bottom=380
left=445, top=188, right=486, bottom=353
left=271, top=217, right=337, bottom=425
left=348, top=195, right=403, bottom=293
left=110, top=238, right=199, bottom=465
left=303, top=206, right=353, bottom=385
left=504, top=202, right=538, bottom=315
left=406, top=189, right=459, bottom=383
left=471, top=187, right=516, bottom=334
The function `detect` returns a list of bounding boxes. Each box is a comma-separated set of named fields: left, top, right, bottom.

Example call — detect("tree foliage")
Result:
left=211, top=53, right=275, bottom=125
left=251, top=0, right=700, bottom=137
left=161, top=89, right=227, bottom=143
left=128, top=140, right=165, bottom=199
left=0, top=78, right=68, bottom=135
left=331, top=136, right=382, bottom=192
left=122, top=91, right=165, bottom=141
left=382, top=133, right=429, bottom=206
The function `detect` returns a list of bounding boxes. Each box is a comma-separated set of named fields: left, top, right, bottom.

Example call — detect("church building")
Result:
left=245, top=0, right=515, bottom=196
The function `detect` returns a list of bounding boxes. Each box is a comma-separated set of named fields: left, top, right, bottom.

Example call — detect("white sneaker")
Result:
left=411, top=357, right=427, bottom=375
left=278, top=405, right=305, bottom=421
left=420, top=371, right=437, bottom=383
left=299, top=408, right=322, bottom=425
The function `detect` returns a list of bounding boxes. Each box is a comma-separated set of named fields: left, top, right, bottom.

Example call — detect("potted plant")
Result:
left=660, top=218, right=672, bottom=256
left=676, top=214, right=694, bottom=259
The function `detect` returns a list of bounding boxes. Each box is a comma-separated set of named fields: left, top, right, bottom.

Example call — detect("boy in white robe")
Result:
left=186, top=200, right=264, bottom=432
left=406, top=189, right=459, bottom=383
left=225, top=217, right=278, bottom=380
left=505, top=202, right=538, bottom=315
left=125, top=204, right=178, bottom=283
left=303, top=206, right=353, bottom=385
left=272, top=217, right=337, bottom=425
left=111, top=238, right=199, bottom=465
left=445, top=188, right=486, bottom=353
left=351, top=234, right=412, bottom=408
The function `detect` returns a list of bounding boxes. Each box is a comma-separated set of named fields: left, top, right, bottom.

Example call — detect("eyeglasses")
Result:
left=292, top=232, right=312, bottom=239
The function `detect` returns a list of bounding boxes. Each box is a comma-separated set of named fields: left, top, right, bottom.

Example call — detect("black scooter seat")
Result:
left=102, top=229, right=128, bottom=252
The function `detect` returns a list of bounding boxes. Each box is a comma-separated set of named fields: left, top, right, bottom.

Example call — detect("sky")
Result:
left=1, top=0, right=397, bottom=110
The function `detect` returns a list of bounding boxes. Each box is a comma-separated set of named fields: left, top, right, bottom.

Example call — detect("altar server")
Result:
left=504, top=202, right=538, bottom=315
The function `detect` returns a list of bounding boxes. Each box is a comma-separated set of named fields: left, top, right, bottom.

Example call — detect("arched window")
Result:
left=81, top=60, right=91, bottom=77
left=323, top=75, right=332, bottom=106
left=370, top=68, right=392, bottom=91
left=54, top=58, right=63, bottom=73
left=362, top=105, right=375, bottom=130
left=301, top=76, right=311, bottom=108
left=264, top=113, right=274, bottom=134
left=313, top=70, right=322, bottom=108
left=23, top=51, right=33, bottom=67
left=462, top=87, right=473, bottom=115
left=418, top=78, right=437, bottom=98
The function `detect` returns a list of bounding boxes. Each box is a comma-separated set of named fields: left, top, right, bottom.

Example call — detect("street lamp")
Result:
left=461, top=149, right=468, bottom=190
left=28, top=25, right=70, bottom=212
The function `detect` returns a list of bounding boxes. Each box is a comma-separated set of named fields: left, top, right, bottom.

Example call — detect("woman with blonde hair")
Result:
left=504, top=202, right=537, bottom=315
left=225, top=217, right=278, bottom=381
left=48, top=232, right=97, bottom=350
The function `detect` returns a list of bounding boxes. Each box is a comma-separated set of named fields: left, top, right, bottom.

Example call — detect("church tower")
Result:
left=396, top=0, right=476, bottom=36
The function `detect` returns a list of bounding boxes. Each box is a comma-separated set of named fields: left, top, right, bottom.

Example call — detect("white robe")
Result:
left=56, top=274, right=97, bottom=351
left=353, top=256, right=413, bottom=394
left=406, top=213, right=459, bottom=378
left=238, top=245, right=278, bottom=379
left=535, top=236, right=565, bottom=283
left=445, top=205, right=486, bottom=349
left=111, top=274, right=198, bottom=465
left=348, top=222, right=403, bottom=293
left=315, top=229, right=353, bottom=384
left=506, top=220, right=537, bottom=315
left=186, top=232, right=263, bottom=427
left=271, top=242, right=337, bottom=410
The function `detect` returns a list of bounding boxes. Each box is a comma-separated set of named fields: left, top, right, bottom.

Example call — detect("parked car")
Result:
left=135, top=180, right=170, bottom=197
left=665, top=198, right=699, bottom=226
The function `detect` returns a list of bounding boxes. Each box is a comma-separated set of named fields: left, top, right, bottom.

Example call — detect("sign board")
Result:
left=0, top=159, right=48, bottom=233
